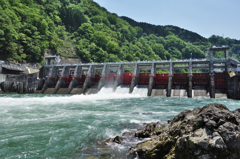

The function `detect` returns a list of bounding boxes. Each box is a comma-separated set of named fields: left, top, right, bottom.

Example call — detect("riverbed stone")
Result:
left=130, top=103, right=240, bottom=159
left=113, top=136, right=123, bottom=144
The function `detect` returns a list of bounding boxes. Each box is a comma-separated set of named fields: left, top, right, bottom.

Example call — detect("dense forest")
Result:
left=0, top=0, right=240, bottom=64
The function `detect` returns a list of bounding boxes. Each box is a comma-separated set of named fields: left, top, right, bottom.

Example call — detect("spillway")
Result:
left=85, top=85, right=98, bottom=94
left=43, top=88, right=54, bottom=94
left=171, top=86, right=187, bottom=98
left=193, top=90, right=210, bottom=98
left=192, top=86, right=210, bottom=98
left=115, top=85, right=130, bottom=94
left=56, top=88, right=68, bottom=94
left=132, top=85, right=148, bottom=97
left=98, top=85, right=148, bottom=97
left=215, top=89, right=227, bottom=99
left=70, top=88, right=82, bottom=94
left=151, top=89, right=167, bottom=97
left=98, top=85, right=113, bottom=94
left=151, top=86, right=167, bottom=97
left=171, top=89, right=187, bottom=98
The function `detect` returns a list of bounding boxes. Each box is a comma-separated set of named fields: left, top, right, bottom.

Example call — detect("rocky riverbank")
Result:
left=104, top=103, right=240, bottom=159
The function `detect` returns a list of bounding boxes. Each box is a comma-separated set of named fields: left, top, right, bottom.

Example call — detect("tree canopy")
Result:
left=0, top=0, right=239, bottom=63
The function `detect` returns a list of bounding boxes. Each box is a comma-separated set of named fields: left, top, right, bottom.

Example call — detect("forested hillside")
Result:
left=121, top=16, right=240, bottom=58
left=0, top=0, right=239, bottom=63
left=121, top=16, right=209, bottom=44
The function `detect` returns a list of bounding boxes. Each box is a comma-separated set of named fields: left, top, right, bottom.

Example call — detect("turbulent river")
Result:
left=0, top=86, right=239, bottom=159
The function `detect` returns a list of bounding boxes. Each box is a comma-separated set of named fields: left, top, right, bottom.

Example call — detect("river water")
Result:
left=0, top=86, right=239, bottom=159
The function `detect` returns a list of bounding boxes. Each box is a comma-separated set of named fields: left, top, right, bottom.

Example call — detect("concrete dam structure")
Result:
left=32, top=46, right=239, bottom=99
left=1, top=46, right=240, bottom=99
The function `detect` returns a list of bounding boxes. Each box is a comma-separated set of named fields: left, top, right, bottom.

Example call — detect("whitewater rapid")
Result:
left=0, top=86, right=239, bottom=158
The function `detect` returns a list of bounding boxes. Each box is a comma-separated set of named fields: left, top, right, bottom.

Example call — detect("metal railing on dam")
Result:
left=43, top=58, right=212, bottom=68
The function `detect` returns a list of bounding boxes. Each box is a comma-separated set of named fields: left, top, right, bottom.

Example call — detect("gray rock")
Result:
left=197, top=154, right=211, bottom=159
left=101, top=136, right=124, bottom=145
left=113, top=136, right=123, bottom=144
left=130, top=103, right=240, bottom=159
left=218, top=122, right=240, bottom=152
left=135, top=122, right=166, bottom=138
left=142, top=112, right=154, bottom=115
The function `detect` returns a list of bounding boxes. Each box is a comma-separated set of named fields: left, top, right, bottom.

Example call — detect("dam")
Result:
left=1, top=46, right=240, bottom=99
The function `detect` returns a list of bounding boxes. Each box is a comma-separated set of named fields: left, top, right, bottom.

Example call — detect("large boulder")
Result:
left=130, top=103, right=240, bottom=159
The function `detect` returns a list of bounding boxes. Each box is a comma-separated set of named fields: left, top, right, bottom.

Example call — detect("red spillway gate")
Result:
left=50, top=75, right=61, bottom=84
left=136, top=73, right=150, bottom=85
left=119, top=73, right=133, bottom=85
left=75, top=75, right=86, bottom=85
left=62, top=74, right=73, bottom=84
left=104, top=73, right=117, bottom=84
left=192, top=73, right=209, bottom=86
left=154, top=73, right=169, bottom=85
left=173, top=73, right=188, bottom=85
left=214, top=72, right=226, bottom=89
left=90, top=74, right=101, bottom=85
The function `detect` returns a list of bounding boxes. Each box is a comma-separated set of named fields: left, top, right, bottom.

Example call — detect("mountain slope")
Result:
left=54, top=0, right=205, bottom=62
left=0, top=0, right=63, bottom=62
left=0, top=0, right=239, bottom=63
left=121, top=16, right=208, bottom=44
left=121, top=16, right=240, bottom=59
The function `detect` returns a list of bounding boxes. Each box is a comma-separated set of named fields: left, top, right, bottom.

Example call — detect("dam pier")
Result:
left=1, top=46, right=240, bottom=99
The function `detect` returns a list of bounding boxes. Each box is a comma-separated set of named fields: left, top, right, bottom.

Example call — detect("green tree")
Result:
left=91, top=31, right=110, bottom=50
left=152, top=43, right=167, bottom=60
left=78, top=23, right=94, bottom=35
left=108, top=54, right=120, bottom=62
left=106, top=41, right=120, bottom=55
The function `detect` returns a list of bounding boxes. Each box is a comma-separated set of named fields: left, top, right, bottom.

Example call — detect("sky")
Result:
left=94, top=0, right=240, bottom=40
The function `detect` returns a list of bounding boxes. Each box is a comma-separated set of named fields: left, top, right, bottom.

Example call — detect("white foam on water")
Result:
left=98, top=86, right=113, bottom=94
left=115, top=85, right=130, bottom=94
left=0, top=90, right=144, bottom=127
left=132, top=85, right=148, bottom=97
left=0, top=91, right=141, bottom=108
left=105, top=128, right=119, bottom=138
left=88, top=125, right=95, bottom=129
left=120, top=129, right=131, bottom=134
left=129, top=119, right=160, bottom=124
left=0, top=85, right=147, bottom=111
left=1, top=89, right=239, bottom=158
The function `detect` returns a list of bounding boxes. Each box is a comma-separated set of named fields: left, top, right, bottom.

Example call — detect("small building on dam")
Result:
left=1, top=46, right=240, bottom=100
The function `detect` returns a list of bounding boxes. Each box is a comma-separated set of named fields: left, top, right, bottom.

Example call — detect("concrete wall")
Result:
left=0, top=74, right=6, bottom=93
left=1, top=73, right=38, bottom=93
left=0, top=74, right=6, bottom=83
left=228, top=76, right=240, bottom=99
